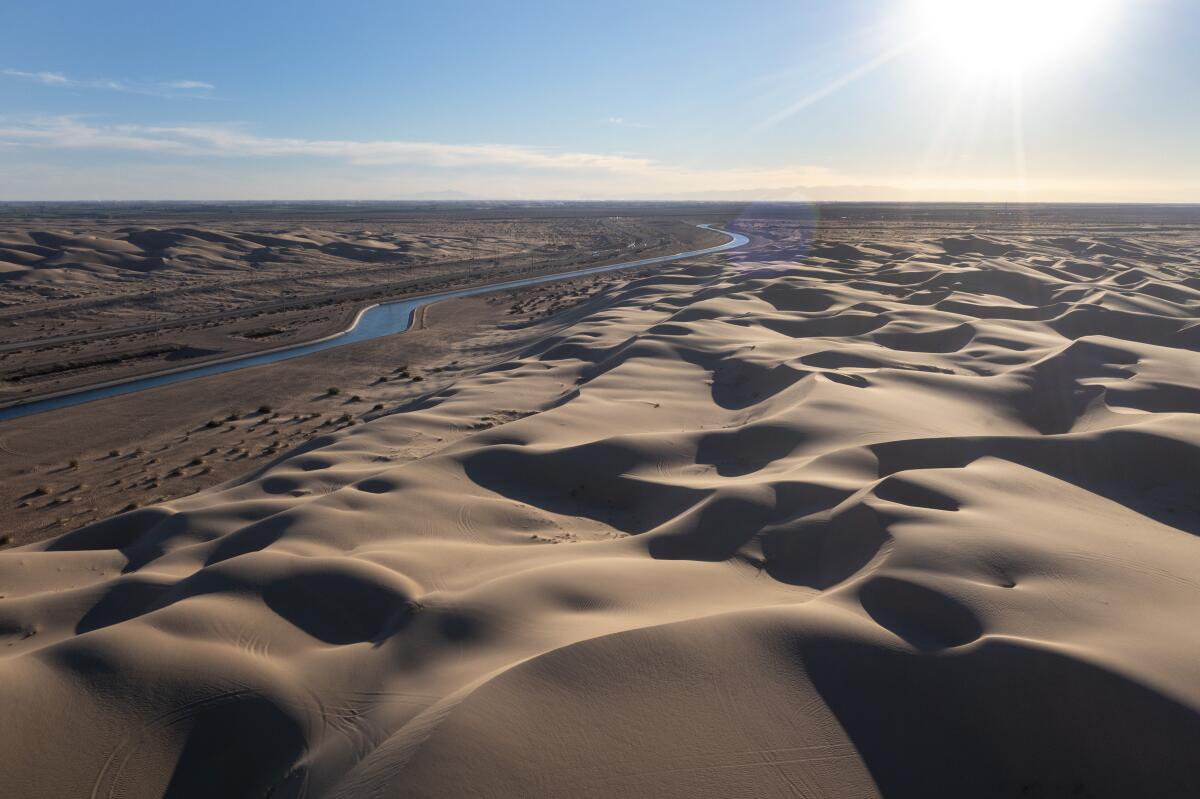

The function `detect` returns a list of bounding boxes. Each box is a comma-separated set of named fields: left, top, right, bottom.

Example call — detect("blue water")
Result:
left=0, top=225, right=747, bottom=422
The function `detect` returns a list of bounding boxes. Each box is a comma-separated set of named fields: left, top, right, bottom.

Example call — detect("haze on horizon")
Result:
left=1, top=0, right=1197, bottom=203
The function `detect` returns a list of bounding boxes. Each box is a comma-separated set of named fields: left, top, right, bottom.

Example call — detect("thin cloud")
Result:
left=606, top=116, right=652, bottom=129
left=162, top=80, right=215, bottom=90
left=0, top=117, right=658, bottom=172
left=0, top=116, right=850, bottom=194
left=3, top=70, right=71, bottom=85
left=2, top=69, right=214, bottom=96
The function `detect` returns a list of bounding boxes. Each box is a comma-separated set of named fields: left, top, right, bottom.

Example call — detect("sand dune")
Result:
left=2, top=227, right=1199, bottom=797
left=0, top=226, right=492, bottom=286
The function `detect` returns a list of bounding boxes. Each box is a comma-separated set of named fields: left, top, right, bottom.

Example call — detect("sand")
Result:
left=2, top=217, right=1199, bottom=797
left=0, top=269, right=646, bottom=546
left=0, top=206, right=718, bottom=400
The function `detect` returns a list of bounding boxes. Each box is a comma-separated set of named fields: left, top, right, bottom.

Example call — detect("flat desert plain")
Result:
left=1, top=204, right=1199, bottom=798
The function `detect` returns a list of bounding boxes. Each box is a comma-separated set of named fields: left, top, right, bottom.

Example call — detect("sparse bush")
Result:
left=372, top=403, right=384, bottom=411
left=258, top=404, right=273, bottom=414
left=350, top=395, right=362, bottom=403
left=205, top=419, right=221, bottom=429
left=327, top=386, right=341, bottom=396
left=108, top=449, right=120, bottom=458
left=68, top=459, right=79, bottom=469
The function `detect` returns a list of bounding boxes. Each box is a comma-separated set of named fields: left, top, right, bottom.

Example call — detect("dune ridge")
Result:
left=0, top=226, right=521, bottom=285
left=2, top=227, right=1199, bottom=797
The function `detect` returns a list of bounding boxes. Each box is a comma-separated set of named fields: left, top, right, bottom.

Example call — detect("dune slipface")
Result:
left=2, top=229, right=1199, bottom=798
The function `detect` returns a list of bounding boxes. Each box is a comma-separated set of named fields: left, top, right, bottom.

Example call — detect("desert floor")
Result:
left=1, top=204, right=1198, bottom=798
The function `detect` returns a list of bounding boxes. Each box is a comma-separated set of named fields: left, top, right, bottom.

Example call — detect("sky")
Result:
left=1, top=0, right=1197, bottom=202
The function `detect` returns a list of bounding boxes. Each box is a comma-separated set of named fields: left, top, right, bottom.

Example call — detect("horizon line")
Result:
left=2, top=199, right=1199, bottom=207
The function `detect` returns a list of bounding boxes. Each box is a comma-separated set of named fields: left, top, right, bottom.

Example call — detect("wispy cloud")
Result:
left=0, top=116, right=855, bottom=197
left=605, top=116, right=652, bottom=129
left=161, top=80, right=215, bottom=91
left=3, top=70, right=72, bottom=86
left=2, top=69, right=215, bottom=96
left=0, top=116, right=657, bottom=172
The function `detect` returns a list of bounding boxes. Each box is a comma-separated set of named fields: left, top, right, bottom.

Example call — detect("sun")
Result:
left=911, top=0, right=1121, bottom=77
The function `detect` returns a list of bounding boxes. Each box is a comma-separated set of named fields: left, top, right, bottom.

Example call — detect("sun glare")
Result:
left=913, top=0, right=1121, bottom=77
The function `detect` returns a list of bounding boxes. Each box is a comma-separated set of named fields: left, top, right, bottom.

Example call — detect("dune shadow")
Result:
left=261, top=569, right=416, bottom=646
left=797, top=634, right=1200, bottom=797
left=161, top=694, right=308, bottom=798
left=461, top=443, right=709, bottom=534
left=75, top=578, right=170, bottom=634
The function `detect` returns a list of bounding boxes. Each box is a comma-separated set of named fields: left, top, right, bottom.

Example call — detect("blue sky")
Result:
left=2, top=0, right=1196, bottom=200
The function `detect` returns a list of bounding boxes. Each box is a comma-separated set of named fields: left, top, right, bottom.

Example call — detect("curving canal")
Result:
left=0, top=225, right=748, bottom=422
